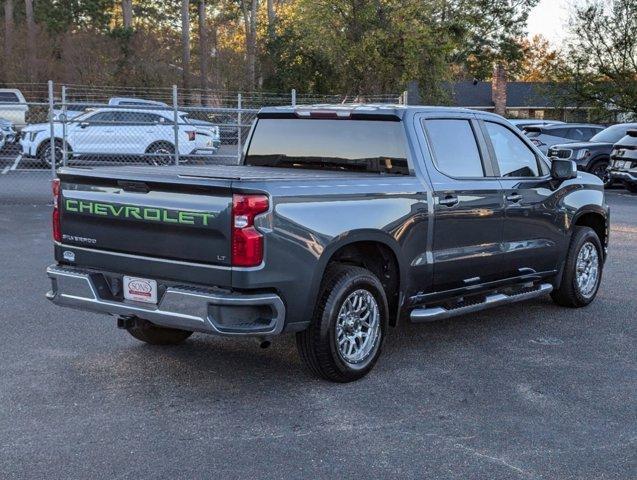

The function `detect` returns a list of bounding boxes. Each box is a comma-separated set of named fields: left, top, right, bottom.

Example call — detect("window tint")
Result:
left=115, top=112, right=158, bottom=124
left=547, top=128, right=567, bottom=138
left=245, top=119, right=410, bottom=175
left=590, top=124, right=637, bottom=143
left=485, top=122, right=540, bottom=177
left=565, top=128, right=588, bottom=141
left=85, top=112, right=117, bottom=123
left=423, top=119, right=484, bottom=177
left=0, top=92, right=20, bottom=102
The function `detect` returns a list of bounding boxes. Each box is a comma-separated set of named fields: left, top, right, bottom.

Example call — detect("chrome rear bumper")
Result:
left=46, top=265, right=286, bottom=336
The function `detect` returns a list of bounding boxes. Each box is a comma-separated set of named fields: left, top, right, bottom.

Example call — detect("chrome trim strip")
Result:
left=46, top=265, right=285, bottom=336
left=55, top=242, right=232, bottom=271
left=410, top=283, right=553, bottom=323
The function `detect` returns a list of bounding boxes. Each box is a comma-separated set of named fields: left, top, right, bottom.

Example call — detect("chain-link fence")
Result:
left=0, top=82, right=404, bottom=204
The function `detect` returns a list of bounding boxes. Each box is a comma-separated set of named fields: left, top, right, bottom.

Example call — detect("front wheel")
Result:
left=296, top=265, right=387, bottom=382
left=38, top=139, right=66, bottom=169
left=551, top=226, right=604, bottom=308
left=589, top=160, right=612, bottom=188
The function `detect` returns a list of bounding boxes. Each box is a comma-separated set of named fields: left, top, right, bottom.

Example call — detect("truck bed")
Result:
left=59, top=164, right=386, bottom=185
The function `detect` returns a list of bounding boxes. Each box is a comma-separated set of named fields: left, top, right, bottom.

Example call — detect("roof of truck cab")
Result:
left=258, top=104, right=505, bottom=120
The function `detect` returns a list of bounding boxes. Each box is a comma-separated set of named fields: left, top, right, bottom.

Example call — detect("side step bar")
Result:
left=410, top=283, right=553, bottom=323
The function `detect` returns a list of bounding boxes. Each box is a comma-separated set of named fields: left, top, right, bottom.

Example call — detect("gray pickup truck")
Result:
left=47, top=105, right=610, bottom=382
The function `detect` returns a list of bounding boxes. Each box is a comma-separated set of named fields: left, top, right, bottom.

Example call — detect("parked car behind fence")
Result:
left=0, top=89, right=29, bottom=131
left=20, top=107, right=221, bottom=167
left=0, top=118, right=17, bottom=144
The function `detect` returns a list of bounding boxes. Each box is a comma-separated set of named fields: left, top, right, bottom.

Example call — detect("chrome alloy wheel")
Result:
left=575, top=241, right=600, bottom=298
left=335, top=289, right=381, bottom=365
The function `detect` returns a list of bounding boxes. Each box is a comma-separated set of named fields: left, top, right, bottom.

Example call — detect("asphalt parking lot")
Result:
left=0, top=187, right=635, bottom=479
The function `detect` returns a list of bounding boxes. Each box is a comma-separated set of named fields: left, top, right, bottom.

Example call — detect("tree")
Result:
left=517, top=34, right=561, bottom=82
left=451, top=0, right=541, bottom=80
left=122, top=0, right=133, bottom=29
left=198, top=0, right=208, bottom=90
left=238, top=0, right=258, bottom=90
left=3, top=0, right=14, bottom=81
left=561, top=0, right=637, bottom=119
left=25, top=0, right=36, bottom=82
left=181, top=0, right=191, bottom=91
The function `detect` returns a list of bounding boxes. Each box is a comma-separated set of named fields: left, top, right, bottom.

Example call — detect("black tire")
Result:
left=588, top=159, right=611, bottom=188
left=145, top=142, right=175, bottom=166
left=38, top=139, right=67, bottom=169
left=625, top=182, right=637, bottom=194
left=126, top=318, right=193, bottom=345
left=551, top=226, right=604, bottom=308
left=296, top=265, right=388, bottom=382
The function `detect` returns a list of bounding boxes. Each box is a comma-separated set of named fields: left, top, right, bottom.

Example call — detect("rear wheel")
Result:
left=126, top=318, right=193, bottom=345
left=589, top=159, right=611, bottom=188
left=145, top=142, right=175, bottom=166
left=551, top=226, right=603, bottom=308
left=296, top=265, right=387, bottom=382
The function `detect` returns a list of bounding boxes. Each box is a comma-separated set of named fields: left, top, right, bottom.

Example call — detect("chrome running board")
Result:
left=410, top=283, right=553, bottom=323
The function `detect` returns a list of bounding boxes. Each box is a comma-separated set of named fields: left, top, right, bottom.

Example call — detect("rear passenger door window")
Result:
left=423, top=119, right=485, bottom=178
left=484, top=122, right=540, bottom=178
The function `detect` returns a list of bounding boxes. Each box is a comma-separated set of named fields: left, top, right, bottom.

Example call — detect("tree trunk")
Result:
left=3, top=0, right=14, bottom=81
left=267, top=0, right=275, bottom=42
left=241, top=0, right=258, bottom=90
left=181, top=0, right=191, bottom=93
left=198, top=0, right=208, bottom=92
left=122, top=0, right=133, bottom=29
left=25, top=0, right=36, bottom=82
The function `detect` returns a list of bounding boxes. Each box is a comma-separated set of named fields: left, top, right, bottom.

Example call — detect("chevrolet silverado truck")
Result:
left=46, top=105, right=610, bottom=382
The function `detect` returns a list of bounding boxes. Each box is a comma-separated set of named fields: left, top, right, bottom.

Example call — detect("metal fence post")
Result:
left=291, top=89, right=296, bottom=107
left=172, top=84, right=180, bottom=166
left=61, top=85, right=68, bottom=166
left=237, top=93, right=242, bottom=164
left=47, top=80, right=56, bottom=177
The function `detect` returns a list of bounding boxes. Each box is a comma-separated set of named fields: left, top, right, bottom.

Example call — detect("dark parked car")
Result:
left=46, top=105, right=609, bottom=382
left=548, top=123, right=637, bottom=187
left=525, top=123, right=604, bottom=155
left=609, top=129, right=637, bottom=193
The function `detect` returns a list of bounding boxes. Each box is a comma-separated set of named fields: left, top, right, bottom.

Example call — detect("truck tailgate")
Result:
left=58, top=169, right=233, bottom=271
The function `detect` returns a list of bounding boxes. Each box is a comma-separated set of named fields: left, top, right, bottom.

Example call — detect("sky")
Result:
left=527, top=0, right=574, bottom=45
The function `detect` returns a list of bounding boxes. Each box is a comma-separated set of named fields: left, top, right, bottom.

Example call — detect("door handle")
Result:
left=439, top=195, right=459, bottom=207
left=506, top=193, right=522, bottom=203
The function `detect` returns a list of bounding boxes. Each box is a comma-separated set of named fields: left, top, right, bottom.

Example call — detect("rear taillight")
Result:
left=52, top=178, right=61, bottom=242
left=231, top=194, right=269, bottom=267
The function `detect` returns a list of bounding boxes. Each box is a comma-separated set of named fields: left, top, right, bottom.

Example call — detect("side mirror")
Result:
left=551, top=159, right=578, bottom=180
left=79, top=121, right=90, bottom=129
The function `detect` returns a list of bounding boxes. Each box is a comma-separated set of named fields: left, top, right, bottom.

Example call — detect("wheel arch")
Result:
left=306, top=230, right=406, bottom=327
left=585, top=153, right=610, bottom=171
left=571, top=207, right=608, bottom=258
left=145, top=140, right=175, bottom=153
left=36, top=137, right=70, bottom=156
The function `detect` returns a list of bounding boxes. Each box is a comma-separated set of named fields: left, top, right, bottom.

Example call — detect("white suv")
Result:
left=20, top=107, right=220, bottom=166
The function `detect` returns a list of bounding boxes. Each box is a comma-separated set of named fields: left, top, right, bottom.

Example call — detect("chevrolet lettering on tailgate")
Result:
left=64, top=199, right=219, bottom=227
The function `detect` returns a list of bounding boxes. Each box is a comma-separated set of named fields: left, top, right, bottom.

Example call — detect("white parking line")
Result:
left=10, top=154, right=22, bottom=171
left=1, top=155, right=23, bottom=174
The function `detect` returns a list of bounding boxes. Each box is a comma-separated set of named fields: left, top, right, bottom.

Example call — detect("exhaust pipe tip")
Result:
left=258, top=338, right=272, bottom=349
